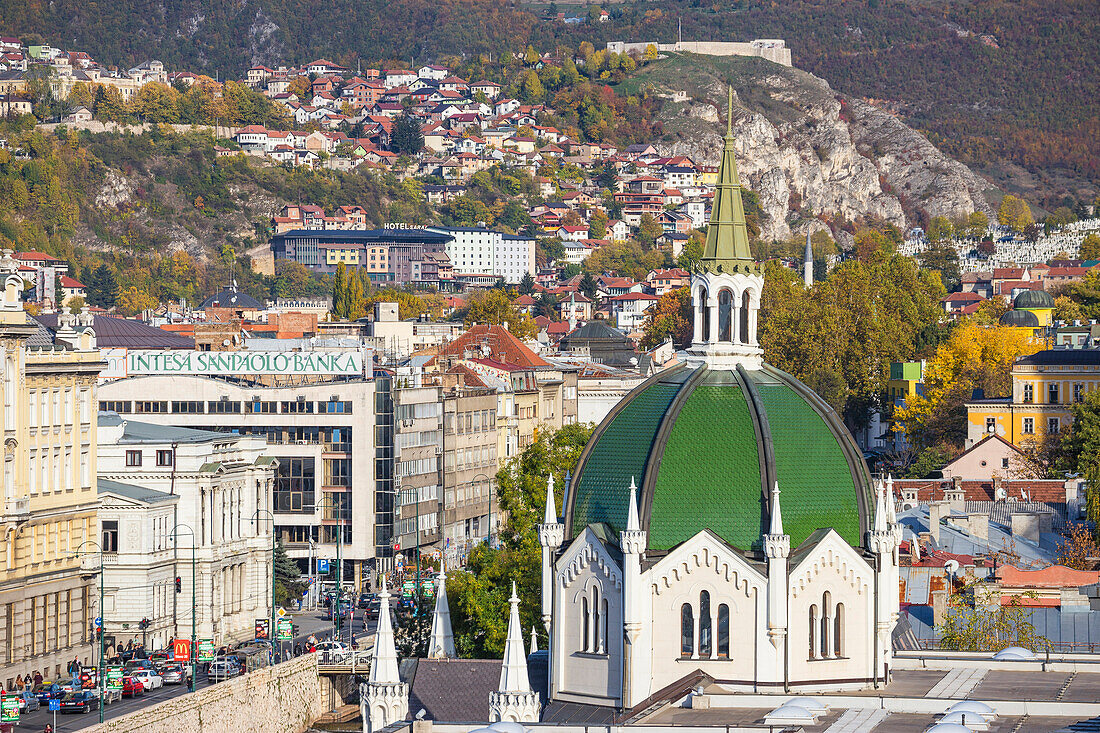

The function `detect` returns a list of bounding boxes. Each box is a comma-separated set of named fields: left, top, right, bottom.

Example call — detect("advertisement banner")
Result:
left=106, top=666, right=124, bottom=690
left=172, top=638, right=191, bottom=662
left=0, top=694, right=19, bottom=723
left=255, top=618, right=270, bottom=640
left=276, top=618, right=293, bottom=642
left=198, top=639, right=215, bottom=662
left=125, top=350, right=364, bottom=376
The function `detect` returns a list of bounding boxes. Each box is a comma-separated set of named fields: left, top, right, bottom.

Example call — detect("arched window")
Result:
left=834, top=603, right=845, bottom=657
left=601, top=597, right=609, bottom=654
left=698, top=591, right=712, bottom=657
left=808, top=604, right=817, bottom=659
left=680, top=603, right=694, bottom=657
left=718, top=291, right=733, bottom=342
left=821, top=592, right=832, bottom=658
left=717, top=604, right=730, bottom=658
left=739, top=291, right=751, bottom=344
left=581, top=597, right=589, bottom=652
left=700, top=301, right=711, bottom=343
left=591, top=586, right=601, bottom=653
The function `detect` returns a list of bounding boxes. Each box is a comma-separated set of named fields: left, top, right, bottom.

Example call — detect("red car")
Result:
left=121, top=676, right=145, bottom=698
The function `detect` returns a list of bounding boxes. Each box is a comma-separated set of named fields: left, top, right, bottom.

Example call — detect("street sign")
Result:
left=94, top=616, right=102, bottom=628
left=106, top=666, right=124, bottom=690
left=172, top=638, right=191, bottom=662
left=197, top=639, right=215, bottom=662
left=255, top=618, right=270, bottom=640
left=0, top=694, right=19, bottom=723
left=49, top=699, right=61, bottom=712
left=317, top=559, right=330, bottom=574
left=276, top=617, right=293, bottom=642
left=276, top=607, right=287, bottom=619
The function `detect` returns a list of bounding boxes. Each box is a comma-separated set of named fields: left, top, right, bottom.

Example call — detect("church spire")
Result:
left=543, top=473, right=557, bottom=524
left=489, top=583, right=541, bottom=722
left=701, top=86, right=759, bottom=276
left=370, top=577, right=400, bottom=684
left=428, top=572, right=456, bottom=658
left=626, top=476, right=640, bottom=532
left=768, top=481, right=783, bottom=536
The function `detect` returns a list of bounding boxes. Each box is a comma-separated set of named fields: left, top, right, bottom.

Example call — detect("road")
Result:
left=10, top=605, right=381, bottom=732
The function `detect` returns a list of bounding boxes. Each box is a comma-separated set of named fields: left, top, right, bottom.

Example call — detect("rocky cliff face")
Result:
left=645, top=55, right=994, bottom=242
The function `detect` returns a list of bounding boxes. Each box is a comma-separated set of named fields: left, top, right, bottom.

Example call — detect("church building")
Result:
left=538, top=89, right=902, bottom=711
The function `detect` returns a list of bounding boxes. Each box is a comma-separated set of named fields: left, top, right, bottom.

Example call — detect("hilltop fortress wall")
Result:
left=606, top=39, right=793, bottom=67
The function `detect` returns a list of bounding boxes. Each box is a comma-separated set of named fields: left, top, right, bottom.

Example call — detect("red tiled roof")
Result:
left=15, top=251, right=58, bottom=261
left=891, top=479, right=1067, bottom=503
left=59, top=276, right=84, bottom=288
left=438, top=324, right=547, bottom=368
left=941, top=292, right=984, bottom=303
left=996, top=565, right=1100, bottom=589
left=447, top=362, right=488, bottom=388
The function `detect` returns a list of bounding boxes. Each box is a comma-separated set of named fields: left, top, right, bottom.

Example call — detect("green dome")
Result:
left=566, top=363, right=872, bottom=553
left=1013, top=289, right=1054, bottom=310
left=999, top=309, right=1040, bottom=328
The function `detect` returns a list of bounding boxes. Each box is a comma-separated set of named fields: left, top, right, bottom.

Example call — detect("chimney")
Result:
left=1010, top=512, right=1040, bottom=543
left=928, top=502, right=949, bottom=545
left=944, top=481, right=965, bottom=512
left=931, top=588, right=949, bottom=626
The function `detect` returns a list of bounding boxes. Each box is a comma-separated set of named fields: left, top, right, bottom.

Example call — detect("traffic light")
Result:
left=175, top=576, right=182, bottom=593
left=139, top=617, right=150, bottom=630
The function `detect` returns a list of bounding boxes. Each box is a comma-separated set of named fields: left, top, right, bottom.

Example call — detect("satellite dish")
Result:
left=944, top=559, right=960, bottom=579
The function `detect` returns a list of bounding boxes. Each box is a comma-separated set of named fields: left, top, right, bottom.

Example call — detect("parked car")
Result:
left=120, top=676, right=145, bottom=698
left=34, top=682, right=73, bottom=704
left=160, top=664, right=190, bottom=685
left=16, top=690, right=40, bottom=713
left=59, top=690, right=98, bottom=714
left=357, top=592, right=375, bottom=609
left=124, top=659, right=154, bottom=673
left=129, top=669, right=163, bottom=690
left=208, top=660, right=241, bottom=683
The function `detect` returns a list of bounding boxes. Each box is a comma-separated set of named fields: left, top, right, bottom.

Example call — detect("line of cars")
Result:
left=23, top=655, right=195, bottom=716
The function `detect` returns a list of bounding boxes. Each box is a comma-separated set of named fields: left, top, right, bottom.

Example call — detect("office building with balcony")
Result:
left=96, top=374, right=383, bottom=586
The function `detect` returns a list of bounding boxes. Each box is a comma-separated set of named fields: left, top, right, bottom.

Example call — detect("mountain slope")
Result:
left=623, top=53, right=992, bottom=241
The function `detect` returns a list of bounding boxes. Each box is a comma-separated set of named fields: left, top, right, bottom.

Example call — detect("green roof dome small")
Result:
left=566, top=363, right=872, bottom=554
left=999, top=309, right=1040, bottom=327
left=1013, top=289, right=1054, bottom=310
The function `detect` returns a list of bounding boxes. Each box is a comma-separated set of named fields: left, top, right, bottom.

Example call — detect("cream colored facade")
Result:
left=0, top=280, right=104, bottom=689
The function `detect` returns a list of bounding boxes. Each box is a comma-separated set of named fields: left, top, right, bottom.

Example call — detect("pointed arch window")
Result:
left=700, top=300, right=711, bottom=344
left=680, top=603, right=694, bottom=658
left=717, top=604, right=730, bottom=658
left=821, top=591, right=832, bottom=658
left=600, top=596, right=608, bottom=654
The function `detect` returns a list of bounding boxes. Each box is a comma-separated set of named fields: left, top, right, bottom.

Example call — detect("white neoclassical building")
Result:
left=97, top=414, right=277, bottom=647
left=537, top=92, right=901, bottom=710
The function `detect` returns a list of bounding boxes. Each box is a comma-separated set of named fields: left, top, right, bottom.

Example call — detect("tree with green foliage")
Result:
left=640, top=286, right=690, bottom=349
left=87, top=265, right=121, bottom=309
left=332, top=261, right=350, bottom=319
left=905, top=444, right=955, bottom=478
left=448, top=423, right=593, bottom=657
left=1080, top=233, right=1100, bottom=261
left=677, top=232, right=705, bottom=272
left=578, top=272, right=597, bottom=301
left=273, top=540, right=307, bottom=607
left=918, top=239, right=961, bottom=292
left=346, top=268, right=366, bottom=320
left=636, top=213, right=662, bottom=248
left=391, top=113, right=424, bottom=155
left=518, top=272, right=535, bottom=295
left=462, top=288, right=536, bottom=338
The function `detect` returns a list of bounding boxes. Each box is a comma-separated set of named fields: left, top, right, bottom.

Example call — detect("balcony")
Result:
left=2, top=496, right=30, bottom=523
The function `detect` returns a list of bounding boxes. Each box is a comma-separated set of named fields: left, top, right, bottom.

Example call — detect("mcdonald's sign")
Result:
left=172, top=638, right=191, bottom=662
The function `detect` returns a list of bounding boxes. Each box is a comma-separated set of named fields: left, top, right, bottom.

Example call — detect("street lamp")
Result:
left=169, top=524, right=197, bottom=693
left=250, top=509, right=277, bottom=663
left=72, top=540, right=104, bottom=724
left=310, top=496, right=345, bottom=644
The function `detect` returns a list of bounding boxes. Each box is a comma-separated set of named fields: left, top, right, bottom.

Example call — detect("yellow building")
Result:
left=324, top=245, right=360, bottom=267
left=966, top=349, right=1099, bottom=448
left=0, top=273, right=105, bottom=688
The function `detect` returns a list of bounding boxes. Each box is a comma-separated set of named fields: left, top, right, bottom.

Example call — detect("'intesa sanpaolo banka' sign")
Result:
left=124, top=350, right=365, bottom=376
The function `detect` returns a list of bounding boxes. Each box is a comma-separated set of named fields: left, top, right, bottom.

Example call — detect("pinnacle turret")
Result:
left=428, top=572, right=456, bottom=658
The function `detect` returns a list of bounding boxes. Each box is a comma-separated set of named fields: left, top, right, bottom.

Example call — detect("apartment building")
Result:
left=0, top=295, right=105, bottom=688
left=428, top=227, right=536, bottom=284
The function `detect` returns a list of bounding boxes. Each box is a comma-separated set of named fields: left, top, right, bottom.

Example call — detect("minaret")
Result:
left=803, top=231, right=814, bottom=288
left=619, top=478, right=649, bottom=708
left=763, top=482, right=790, bottom=671
left=361, top=578, right=408, bottom=731
left=687, top=86, right=765, bottom=370
left=867, top=478, right=900, bottom=686
left=428, top=572, right=456, bottom=658
left=537, top=474, right=564, bottom=636
left=489, top=582, right=541, bottom=723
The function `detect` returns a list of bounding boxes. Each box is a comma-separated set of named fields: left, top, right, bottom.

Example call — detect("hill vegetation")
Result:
left=3, top=0, right=1096, bottom=205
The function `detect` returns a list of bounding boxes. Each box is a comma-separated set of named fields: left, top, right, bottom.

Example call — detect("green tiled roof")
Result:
left=649, top=374, right=764, bottom=551
left=569, top=367, right=689, bottom=534
left=567, top=363, right=870, bottom=552
left=750, top=369, right=865, bottom=547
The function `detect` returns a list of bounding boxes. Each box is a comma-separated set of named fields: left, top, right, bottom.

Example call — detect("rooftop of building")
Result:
left=98, top=478, right=177, bottom=505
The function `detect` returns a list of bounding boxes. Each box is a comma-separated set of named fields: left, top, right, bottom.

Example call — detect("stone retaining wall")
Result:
left=81, top=655, right=324, bottom=733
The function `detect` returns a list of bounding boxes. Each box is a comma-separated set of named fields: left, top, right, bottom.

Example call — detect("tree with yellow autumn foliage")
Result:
left=895, top=320, right=1041, bottom=449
